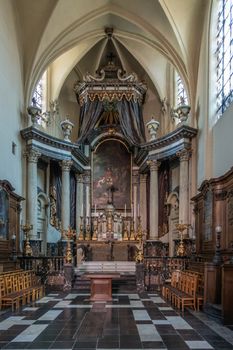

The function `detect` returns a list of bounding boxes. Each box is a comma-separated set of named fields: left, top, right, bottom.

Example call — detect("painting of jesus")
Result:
left=93, top=140, right=131, bottom=209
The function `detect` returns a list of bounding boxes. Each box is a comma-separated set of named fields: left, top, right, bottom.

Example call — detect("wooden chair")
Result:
left=174, top=274, right=197, bottom=312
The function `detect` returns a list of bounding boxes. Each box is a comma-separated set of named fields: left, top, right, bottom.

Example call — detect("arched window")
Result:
left=216, top=0, right=233, bottom=118
left=32, top=71, right=47, bottom=112
left=176, top=72, right=188, bottom=106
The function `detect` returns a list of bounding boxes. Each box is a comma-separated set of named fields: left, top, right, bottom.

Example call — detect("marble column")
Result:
left=177, top=149, right=191, bottom=231
left=25, top=148, right=41, bottom=239
left=84, top=171, right=91, bottom=227
left=75, top=173, right=83, bottom=237
left=60, top=160, right=73, bottom=232
left=132, top=168, right=139, bottom=230
left=140, top=173, right=147, bottom=232
left=148, top=160, right=160, bottom=240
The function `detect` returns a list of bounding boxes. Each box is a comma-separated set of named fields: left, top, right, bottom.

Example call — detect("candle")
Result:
left=138, top=204, right=140, bottom=217
left=124, top=204, right=126, bottom=218
left=81, top=204, right=83, bottom=217
left=95, top=204, right=96, bottom=215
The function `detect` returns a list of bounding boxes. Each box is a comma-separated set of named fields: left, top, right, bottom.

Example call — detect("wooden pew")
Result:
left=0, top=270, right=44, bottom=311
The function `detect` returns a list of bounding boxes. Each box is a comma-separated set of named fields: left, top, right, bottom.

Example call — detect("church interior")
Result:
left=0, top=0, right=233, bottom=349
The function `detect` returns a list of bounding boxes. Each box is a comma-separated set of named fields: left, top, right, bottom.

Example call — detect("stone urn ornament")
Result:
left=146, top=117, right=160, bottom=141
left=27, top=98, right=42, bottom=127
left=60, top=118, right=74, bottom=142
left=172, top=97, right=191, bottom=124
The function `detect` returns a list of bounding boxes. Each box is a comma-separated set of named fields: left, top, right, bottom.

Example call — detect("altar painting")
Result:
left=93, top=140, right=131, bottom=209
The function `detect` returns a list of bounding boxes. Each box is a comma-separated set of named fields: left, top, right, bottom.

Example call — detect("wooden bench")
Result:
left=0, top=270, right=44, bottom=311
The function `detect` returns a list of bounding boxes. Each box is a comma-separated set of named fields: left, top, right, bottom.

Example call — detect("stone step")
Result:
left=75, top=261, right=136, bottom=274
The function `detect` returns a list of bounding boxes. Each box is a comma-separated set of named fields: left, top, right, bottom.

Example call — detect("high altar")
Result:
left=19, top=29, right=198, bottom=265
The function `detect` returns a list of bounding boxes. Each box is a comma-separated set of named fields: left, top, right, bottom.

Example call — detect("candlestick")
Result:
left=124, top=204, right=126, bottom=218
left=81, top=204, right=83, bottom=217
left=95, top=204, right=96, bottom=215
left=137, top=203, right=140, bottom=217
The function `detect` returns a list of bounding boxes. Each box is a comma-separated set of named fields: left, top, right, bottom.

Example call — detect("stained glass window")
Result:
left=32, top=79, right=43, bottom=110
left=176, top=74, right=188, bottom=106
left=216, top=0, right=233, bottom=117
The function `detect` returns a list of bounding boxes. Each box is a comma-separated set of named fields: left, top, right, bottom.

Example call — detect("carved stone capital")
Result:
left=75, top=173, right=83, bottom=183
left=60, top=159, right=73, bottom=172
left=24, top=148, right=41, bottom=163
left=147, top=159, right=160, bottom=172
left=177, top=148, right=192, bottom=162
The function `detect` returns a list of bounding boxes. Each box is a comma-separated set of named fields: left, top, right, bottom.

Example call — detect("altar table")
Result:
left=85, top=273, right=120, bottom=301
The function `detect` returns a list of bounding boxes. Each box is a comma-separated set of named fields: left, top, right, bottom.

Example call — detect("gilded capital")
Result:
left=24, top=148, right=41, bottom=163
left=60, top=159, right=73, bottom=171
left=177, top=149, right=192, bottom=162
left=147, top=159, right=160, bottom=172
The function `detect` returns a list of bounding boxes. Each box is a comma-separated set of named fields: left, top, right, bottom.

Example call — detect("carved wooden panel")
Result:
left=192, top=167, right=233, bottom=258
left=0, top=180, right=24, bottom=269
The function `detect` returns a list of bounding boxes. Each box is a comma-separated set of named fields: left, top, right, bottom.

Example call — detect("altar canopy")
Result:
left=77, top=98, right=146, bottom=145
left=74, top=51, right=147, bottom=146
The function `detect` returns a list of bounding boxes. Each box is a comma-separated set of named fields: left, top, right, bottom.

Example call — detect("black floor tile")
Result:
left=2, top=342, right=30, bottom=349
left=27, top=341, right=51, bottom=349
left=0, top=291, right=232, bottom=350
left=142, top=341, right=166, bottom=348
left=50, top=340, right=75, bottom=349
left=161, top=335, right=190, bottom=350
left=73, top=340, right=98, bottom=348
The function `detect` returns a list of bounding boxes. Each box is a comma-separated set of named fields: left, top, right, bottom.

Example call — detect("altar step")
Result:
left=74, top=261, right=136, bottom=274
left=73, top=261, right=136, bottom=292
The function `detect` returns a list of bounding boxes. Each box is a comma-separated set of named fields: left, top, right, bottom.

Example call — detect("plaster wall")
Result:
left=0, top=1, right=24, bottom=195
left=213, top=103, right=233, bottom=177
left=195, top=2, right=211, bottom=187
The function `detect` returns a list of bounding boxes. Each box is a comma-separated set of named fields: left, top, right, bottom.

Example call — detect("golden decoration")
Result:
left=65, top=226, right=73, bottom=264
left=175, top=223, right=190, bottom=257
left=21, top=223, right=33, bottom=256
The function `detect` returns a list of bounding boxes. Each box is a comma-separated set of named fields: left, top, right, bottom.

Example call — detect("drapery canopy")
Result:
left=77, top=97, right=146, bottom=145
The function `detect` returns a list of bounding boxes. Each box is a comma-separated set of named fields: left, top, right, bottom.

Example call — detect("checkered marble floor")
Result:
left=0, top=291, right=232, bottom=350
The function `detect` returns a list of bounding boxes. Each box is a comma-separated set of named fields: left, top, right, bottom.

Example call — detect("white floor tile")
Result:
left=185, top=340, right=213, bottom=349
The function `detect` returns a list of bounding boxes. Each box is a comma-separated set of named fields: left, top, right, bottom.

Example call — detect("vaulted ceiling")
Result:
left=13, top=0, right=210, bottom=109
